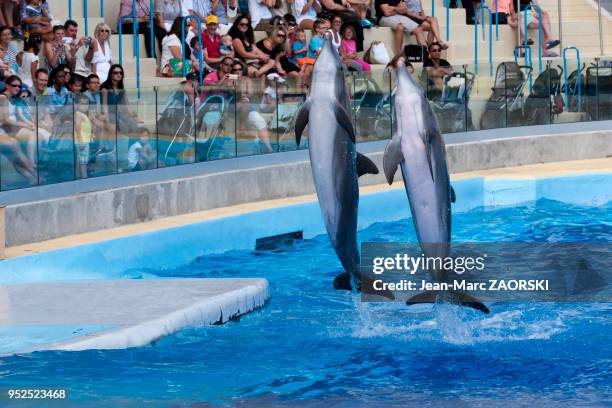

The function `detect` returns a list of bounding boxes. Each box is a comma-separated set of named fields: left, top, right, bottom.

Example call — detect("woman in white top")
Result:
left=289, top=0, right=320, bottom=30
left=17, top=38, right=40, bottom=89
left=88, top=23, right=113, bottom=83
left=159, top=17, right=187, bottom=75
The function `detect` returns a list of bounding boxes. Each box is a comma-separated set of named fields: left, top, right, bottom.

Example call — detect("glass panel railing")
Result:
left=36, top=93, right=75, bottom=186
left=195, top=83, right=237, bottom=162
left=468, top=60, right=501, bottom=131
left=272, top=77, right=306, bottom=152
left=156, top=84, right=196, bottom=167
left=429, top=64, right=471, bottom=134
left=352, top=69, right=390, bottom=143
left=591, top=58, right=612, bottom=121
left=84, top=89, right=118, bottom=178
left=235, top=77, right=274, bottom=157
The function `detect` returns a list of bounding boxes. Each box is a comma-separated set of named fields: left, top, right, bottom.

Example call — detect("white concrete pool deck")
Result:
left=0, top=278, right=268, bottom=353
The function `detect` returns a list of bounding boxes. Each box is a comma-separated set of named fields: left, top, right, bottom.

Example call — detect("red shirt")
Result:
left=202, top=32, right=221, bottom=59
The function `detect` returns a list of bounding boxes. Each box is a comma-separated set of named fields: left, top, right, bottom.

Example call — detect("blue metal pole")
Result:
left=474, top=17, right=478, bottom=75
left=69, top=0, right=72, bottom=19
left=101, top=0, right=104, bottom=17
left=494, top=0, right=499, bottom=40
left=445, top=0, right=450, bottom=41
left=432, top=0, right=435, bottom=17
left=84, top=0, right=88, bottom=36
left=563, top=46, right=582, bottom=111
left=132, top=0, right=138, bottom=57
left=118, top=16, right=125, bottom=66
left=482, top=6, right=493, bottom=77
left=480, top=5, right=485, bottom=40
left=525, top=4, right=543, bottom=72
left=150, top=0, right=155, bottom=58
left=182, top=16, right=204, bottom=83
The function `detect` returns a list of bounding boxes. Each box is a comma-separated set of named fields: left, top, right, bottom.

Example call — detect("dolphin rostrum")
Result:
left=383, top=64, right=488, bottom=313
left=295, top=34, right=393, bottom=299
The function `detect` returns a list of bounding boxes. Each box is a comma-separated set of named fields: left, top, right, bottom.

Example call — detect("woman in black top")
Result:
left=255, top=26, right=301, bottom=79
left=228, top=15, right=272, bottom=78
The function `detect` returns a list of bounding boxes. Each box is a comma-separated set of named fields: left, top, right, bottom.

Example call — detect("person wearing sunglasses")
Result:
left=228, top=15, right=272, bottom=78
left=87, top=23, right=114, bottom=83
left=255, top=26, right=301, bottom=80
left=423, top=41, right=453, bottom=98
left=204, top=56, right=235, bottom=85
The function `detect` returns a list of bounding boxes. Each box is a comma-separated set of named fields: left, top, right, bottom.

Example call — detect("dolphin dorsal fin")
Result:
left=356, top=152, right=379, bottom=177
left=332, top=101, right=356, bottom=143
left=382, top=136, right=403, bottom=185
left=295, top=99, right=312, bottom=146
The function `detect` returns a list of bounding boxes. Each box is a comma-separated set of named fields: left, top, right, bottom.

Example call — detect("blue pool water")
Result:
left=1, top=199, right=611, bottom=406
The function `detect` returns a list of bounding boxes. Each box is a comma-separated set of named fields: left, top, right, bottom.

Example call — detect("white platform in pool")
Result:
left=0, top=278, right=268, bottom=354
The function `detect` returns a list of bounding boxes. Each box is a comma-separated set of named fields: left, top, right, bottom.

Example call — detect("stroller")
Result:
left=522, top=64, right=564, bottom=126
left=352, top=75, right=388, bottom=140
left=432, top=71, right=475, bottom=133
left=269, top=92, right=307, bottom=150
left=563, top=63, right=586, bottom=113
left=479, top=62, right=533, bottom=130
left=585, top=60, right=612, bottom=121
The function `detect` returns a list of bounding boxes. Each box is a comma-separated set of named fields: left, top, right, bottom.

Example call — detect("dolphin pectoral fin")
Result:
left=295, top=99, right=312, bottom=146
left=451, top=186, right=456, bottom=203
left=333, top=272, right=353, bottom=291
left=425, top=142, right=435, bottom=182
left=448, top=290, right=490, bottom=314
left=405, top=291, right=438, bottom=306
left=356, top=152, right=379, bottom=177
left=333, top=101, right=356, bottom=143
left=382, top=138, right=403, bottom=185
left=359, top=275, right=396, bottom=300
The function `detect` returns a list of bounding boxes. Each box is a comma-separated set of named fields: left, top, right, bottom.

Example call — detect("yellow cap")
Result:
left=206, top=15, right=219, bottom=25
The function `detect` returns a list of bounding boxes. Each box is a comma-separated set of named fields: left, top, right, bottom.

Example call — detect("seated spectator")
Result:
left=318, top=0, right=365, bottom=51
left=405, top=0, right=448, bottom=49
left=291, top=28, right=313, bottom=77
left=0, top=26, right=18, bottom=79
left=160, top=17, right=191, bottom=76
left=229, top=15, right=273, bottom=78
left=21, top=0, right=53, bottom=42
left=375, top=0, right=427, bottom=55
left=47, top=65, right=71, bottom=107
left=492, top=0, right=517, bottom=25
left=17, top=38, right=40, bottom=89
left=0, top=132, right=35, bottom=182
left=190, top=36, right=216, bottom=75
left=0, top=75, right=37, bottom=166
left=248, top=0, right=273, bottom=30
left=513, top=0, right=559, bottom=57
left=155, top=0, right=182, bottom=31
left=101, top=64, right=141, bottom=134
left=346, top=0, right=373, bottom=27
left=88, top=23, right=113, bottom=83
left=0, top=0, right=21, bottom=39
left=127, top=131, right=156, bottom=171
left=68, top=75, right=84, bottom=93
left=201, top=15, right=223, bottom=69
left=340, top=25, right=370, bottom=72
left=119, top=0, right=168, bottom=58
left=255, top=26, right=301, bottom=79
left=219, top=35, right=235, bottom=58
left=308, top=18, right=326, bottom=58
left=13, top=86, right=51, bottom=145
left=74, top=94, right=93, bottom=178
left=31, top=68, right=48, bottom=97
left=84, top=73, right=116, bottom=155
left=44, top=25, right=72, bottom=71
left=290, top=0, right=320, bottom=30
left=423, top=41, right=452, bottom=97
left=204, top=56, right=234, bottom=85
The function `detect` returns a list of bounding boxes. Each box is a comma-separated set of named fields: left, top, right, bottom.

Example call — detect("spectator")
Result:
left=290, top=0, right=320, bottom=30
left=160, top=17, right=190, bottom=76
left=448, top=0, right=479, bottom=25
left=0, top=26, right=18, bottom=76
left=340, top=25, right=370, bottom=72
left=21, top=0, right=53, bottom=42
left=74, top=93, right=93, bottom=178
left=308, top=18, right=326, bottom=58
left=101, top=64, right=141, bottom=133
left=0, top=0, right=20, bottom=39
left=492, top=0, right=517, bottom=25
left=255, top=26, right=301, bottom=79
left=513, top=0, right=559, bottom=57
left=189, top=0, right=239, bottom=27
left=84, top=73, right=116, bottom=156
left=62, top=20, right=94, bottom=81
left=229, top=15, right=272, bottom=78
left=88, top=23, right=114, bottom=83
left=204, top=56, right=234, bottom=84
left=13, top=86, right=50, bottom=145
left=189, top=36, right=216, bottom=74
left=0, top=132, right=35, bottom=182
left=17, top=38, right=40, bottom=89
left=47, top=65, right=71, bottom=107
left=219, top=35, right=234, bottom=58
left=291, top=28, right=313, bottom=77
left=119, top=0, right=168, bottom=58
left=405, top=0, right=448, bottom=48
left=68, top=75, right=84, bottom=93
left=31, top=68, right=48, bottom=97
left=318, top=0, right=365, bottom=51
left=346, top=0, right=373, bottom=27
left=201, top=15, right=223, bottom=69
left=127, top=130, right=156, bottom=171
left=44, top=25, right=72, bottom=70
left=270, top=0, right=290, bottom=19
left=155, top=0, right=183, bottom=31
left=248, top=0, right=273, bottom=30
left=375, top=0, right=427, bottom=55
left=423, top=41, right=452, bottom=97
left=0, top=75, right=37, bottom=165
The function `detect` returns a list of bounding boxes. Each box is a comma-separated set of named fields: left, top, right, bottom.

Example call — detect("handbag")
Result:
left=364, top=41, right=390, bottom=65
left=168, top=58, right=193, bottom=77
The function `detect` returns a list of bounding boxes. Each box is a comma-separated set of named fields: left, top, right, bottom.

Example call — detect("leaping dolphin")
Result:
left=383, top=64, right=488, bottom=313
left=295, top=34, right=393, bottom=299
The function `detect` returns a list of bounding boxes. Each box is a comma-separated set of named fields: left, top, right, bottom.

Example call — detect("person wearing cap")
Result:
left=201, top=15, right=223, bottom=69
left=119, top=0, right=168, bottom=58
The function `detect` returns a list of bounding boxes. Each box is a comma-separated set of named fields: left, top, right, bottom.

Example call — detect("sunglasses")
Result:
left=232, top=67, right=242, bottom=72
left=8, top=83, right=20, bottom=88
left=333, top=20, right=342, bottom=24
left=277, top=34, right=286, bottom=38
left=222, top=61, right=233, bottom=66
left=431, top=48, right=441, bottom=53
left=112, top=71, right=123, bottom=75
left=100, top=29, right=110, bottom=33
left=238, top=23, right=249, bottom=27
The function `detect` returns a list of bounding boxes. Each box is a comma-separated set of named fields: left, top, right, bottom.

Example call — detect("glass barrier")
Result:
left=0, top=59, right=611, bottom=191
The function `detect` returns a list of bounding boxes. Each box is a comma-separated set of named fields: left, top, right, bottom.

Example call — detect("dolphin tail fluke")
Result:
left=333, top=272, right=352, bottom=291
left=406, top=290, right=489, bottom=314
left=356, top=152, right=379, bottom=177
left=295, top=99, right=312, bottom=146
left=382, top=138, right=403, bottom=185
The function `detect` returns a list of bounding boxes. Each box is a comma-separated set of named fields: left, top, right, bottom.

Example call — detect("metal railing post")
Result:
left=431, top=0, right=435, bottom=17
left=524, top=3, right=542, bottom=72
left=101, top=0, right=105, bottom=17
left=118, top=3, right=140, bottom=97
left=563, top=46, right=582, bottom=112
left=597, top=0, right=603, bottom=55
left=558, top=0, right=563, bottom=53
left=494, top=0, right=499, bottom=40
left=481, top=6, right=493, bottom=77
left=69, top=0, right=72, bottom=19
left=474, top=11, right=478, bottom=75
left=181, top=16, right=204, bottom=83
left=84, top=0, right=89, bottom=36
left=150, top=0, right=155, bottom=58
left=445, top=0, right=450, bottom=41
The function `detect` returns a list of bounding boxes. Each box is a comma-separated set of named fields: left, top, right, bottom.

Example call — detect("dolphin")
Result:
left=295, top=34, right=393, bottom=299
left=383, top=64, right=488, bottom=313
